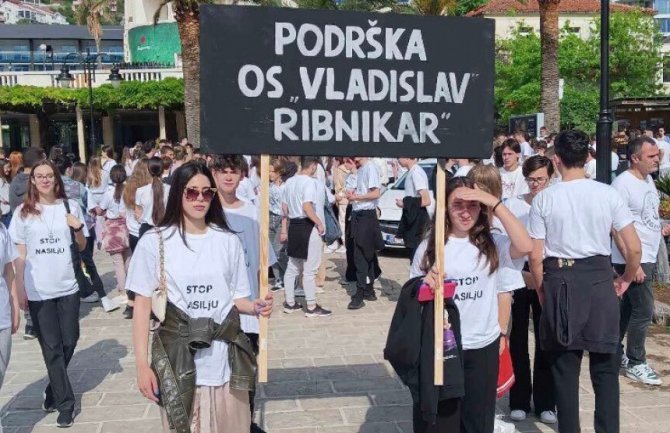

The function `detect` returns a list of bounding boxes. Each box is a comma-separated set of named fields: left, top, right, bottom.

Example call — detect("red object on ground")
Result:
left=497, top=344, right=515, bottom=399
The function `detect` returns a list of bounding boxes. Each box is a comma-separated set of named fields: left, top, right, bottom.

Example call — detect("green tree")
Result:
left=495, top=11, right=663, bottom=133
left=454, top=0, right=488, bottom=16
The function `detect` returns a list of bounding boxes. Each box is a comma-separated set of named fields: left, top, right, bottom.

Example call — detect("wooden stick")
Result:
left=434, top=162, right=446, bottom=385
left=258, top=154, right=270, bottom=383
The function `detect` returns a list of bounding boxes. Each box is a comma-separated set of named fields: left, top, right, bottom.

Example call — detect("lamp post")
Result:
left=595, top=0, right=612, bottom=184
left=55, top=48, right=123, bottom=160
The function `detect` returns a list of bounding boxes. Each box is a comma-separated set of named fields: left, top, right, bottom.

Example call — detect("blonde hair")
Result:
left=123, top=159, right=152, bottom=208
left=87, top=157, right=103, bottom=188
left=467, top=164, right=502, bottom=200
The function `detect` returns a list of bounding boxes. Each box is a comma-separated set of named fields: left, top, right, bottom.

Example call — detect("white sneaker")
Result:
left=625, top=363, right=663, bottom=386
left=101, top=297, right=120, bottom=313
left=509, top=410, right=526, bottom=421
left=325, top=244, right=338, bottom=254
left=335, top=245, right=346, bottom=254
left=81, top=293, right=100, bottom=303
left=540, top=410, right=557, bottom=424
left=112, top=294, right=128, bottom=304
left=493, top=418, right=515, bottom=433
left=621, top=353, right=629, bottom=369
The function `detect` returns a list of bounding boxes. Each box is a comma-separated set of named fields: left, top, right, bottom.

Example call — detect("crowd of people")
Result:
left=0, top=126, right=663, bottom=433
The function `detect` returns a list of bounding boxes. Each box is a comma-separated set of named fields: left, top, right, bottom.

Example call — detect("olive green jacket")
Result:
left=152, top=302, right=257, bottom=433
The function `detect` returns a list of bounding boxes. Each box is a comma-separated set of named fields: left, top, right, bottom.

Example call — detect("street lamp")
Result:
left=595, top=0, right=612, bottom=184
left=55, top=48, right=123, bottom=160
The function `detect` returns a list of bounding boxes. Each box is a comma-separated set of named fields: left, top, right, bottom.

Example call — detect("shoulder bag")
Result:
left=152, top=227, right=168, bottom=323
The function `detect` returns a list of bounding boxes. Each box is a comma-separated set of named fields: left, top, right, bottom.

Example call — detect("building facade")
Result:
left=0, top=24, right=123, bottom=71
left=0, top=0, right=68, bottom=25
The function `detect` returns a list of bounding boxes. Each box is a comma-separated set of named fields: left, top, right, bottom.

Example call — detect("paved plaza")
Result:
left=1, top=250, right=669, bottom=433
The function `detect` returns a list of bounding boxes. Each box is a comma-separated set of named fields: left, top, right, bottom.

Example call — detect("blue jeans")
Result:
left=269, top=213, right=287, bottom=285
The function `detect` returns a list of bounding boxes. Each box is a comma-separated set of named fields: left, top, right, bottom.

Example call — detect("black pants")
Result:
left=461, top=338, right=499, bottom=433
left=77, top=232, right=104, bottom=299
left=344, top=205, right=357, bottom=281
left=246, top=332, right=259, bottom=417
left=412, top=398, right=460, bottom=433
left=548, top=350, right=619, bottom=433
left=615, top=263, right=655, bottom=366
left=139, top=223, right=153, bottom=238
left=509, top=287, right=555, bottom=414
left=28, top=292, right=80, bottom=414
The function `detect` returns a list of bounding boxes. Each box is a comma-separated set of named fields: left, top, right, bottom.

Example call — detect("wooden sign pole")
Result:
left=258, top=154, right=270, bottom=383
left=433, top=161, right=446, bottom=385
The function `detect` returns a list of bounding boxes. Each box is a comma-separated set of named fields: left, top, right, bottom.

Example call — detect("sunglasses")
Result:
left=184, top=187, right=217, bottom=202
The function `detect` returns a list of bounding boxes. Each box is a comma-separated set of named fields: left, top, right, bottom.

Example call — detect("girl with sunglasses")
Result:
left=128, top=161, right=273, bottom=433
left=9, top=160, right=89, bottom=428
left=135, top=157, right=170, bottom=238
left=410, top=176, right=532, bottom=433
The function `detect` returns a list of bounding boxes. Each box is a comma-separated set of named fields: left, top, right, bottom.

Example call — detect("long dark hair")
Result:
left=110, top=164, right=127, bottom=203
left=21, top=160, right=67, bottom=219
left=158, top=161, right=231, bottom=246
left=147, top=157, right=166, bottom=225
left=420, top=176, right=499, bottom=275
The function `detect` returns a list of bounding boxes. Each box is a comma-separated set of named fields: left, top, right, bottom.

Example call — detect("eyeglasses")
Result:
left=33, top=174, right=54, bottom=181
left=525, top=177, right=549, bottom=185
left=184, top=187, right=217, bottom=202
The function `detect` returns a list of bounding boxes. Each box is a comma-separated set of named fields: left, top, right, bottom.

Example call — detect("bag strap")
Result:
left=155, top=227, right=166, bottom=294
left=62, top=200, right=80, bottom=275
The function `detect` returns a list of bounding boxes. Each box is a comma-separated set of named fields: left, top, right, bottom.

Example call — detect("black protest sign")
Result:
left=200, top=5, right=494, bottom=158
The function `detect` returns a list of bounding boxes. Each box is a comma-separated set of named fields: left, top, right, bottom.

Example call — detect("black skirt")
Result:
left=540, top=255, right=619, bottom=354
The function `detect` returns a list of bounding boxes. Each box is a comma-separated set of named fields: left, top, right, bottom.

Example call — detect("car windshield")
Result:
left=391, top=165, right=434, bottom=190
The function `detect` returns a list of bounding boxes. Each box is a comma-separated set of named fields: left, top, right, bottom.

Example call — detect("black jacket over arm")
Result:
left=396, top=196, right=429, bottom=249
left=384, top=278, right=465, bottom=425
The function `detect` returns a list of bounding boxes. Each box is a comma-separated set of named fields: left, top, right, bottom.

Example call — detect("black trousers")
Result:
left=77, top=232, right=104, bottom=299
left=344, top=205, right=357, bottom=281
left=461, top=338, right=499, bottom=433
left=509, top=287, right=555, bottom=414
left=28, top=292, right=80, bottom=414
left=413, top=398, right=460, bottom=433
left=246, top=332, right=259, bottom=418
left=548, top=350, right=619, bottom=433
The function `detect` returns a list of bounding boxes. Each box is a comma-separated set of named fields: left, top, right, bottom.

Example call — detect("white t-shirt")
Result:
left=236, top=177, right=258, bottom=206
left=353, top=161, right=381, bottom=211
left=9, top=200, right=90, bottom=301
left=453, top=165, right=473, bottom=178
left=102, top=159, right=116, bottom=185
left=410, top=234, right=515, bottom=350
left=611, top=152, right=620, bottom=172
left=492, top=196, right=531, bottom=290
left=87, top=181, right=107, bottom=209
left=658, top=140, right=670, bottom=171
left=135, top=183, right=171, bottom=226
left=519, top=142, right=534, bottom=160
left=126, top=226, right=250, bottom=386
left=282, top=174, right=317, bottom=219
left=0, top=225, right=17, bottom=329
left=99, top=187, right=126, bottom=220
left=125, top=203, right=141, bottom=237
left=528, top=179, right=634, bottom=259
left=584, top=159, right=597, bottom=179
left=499, top=166, right=529, bottom=200
left=223, top=202, right=277, bottom=334
left=611, top=171, right=661, bottom=264
left=405, top=164, right=430, bottom=199
left=0, top=179, right=9, bottom=216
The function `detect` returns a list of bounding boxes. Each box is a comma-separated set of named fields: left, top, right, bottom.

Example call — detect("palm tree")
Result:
left=538, top=0, right=561, bottom=132
left=154, top=0, right=214, bottom=147
left=412, top=0, right=457, bottom=15
left=74, top=0, right=109, bottom=54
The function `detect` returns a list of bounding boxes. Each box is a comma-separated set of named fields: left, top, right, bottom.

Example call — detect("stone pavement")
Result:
left=1, top=249, right=669, bottom=433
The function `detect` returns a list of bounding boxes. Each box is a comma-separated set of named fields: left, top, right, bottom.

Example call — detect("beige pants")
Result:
left=161, top=383, right=251, bottom=433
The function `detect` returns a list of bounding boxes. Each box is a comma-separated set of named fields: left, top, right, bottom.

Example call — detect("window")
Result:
left=658, top=17, right=670, bottom=33
left=664, top=56, right=670, bottom=82
left=567, top=26, right=580, bottom=33
left=656, top=0, right=670, bottom=15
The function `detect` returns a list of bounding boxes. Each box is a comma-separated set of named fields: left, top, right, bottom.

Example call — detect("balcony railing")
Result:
left=0, top=68, right=183, bottom=88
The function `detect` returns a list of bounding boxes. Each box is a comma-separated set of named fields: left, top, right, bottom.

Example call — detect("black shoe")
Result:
left=250, top=422, right=267, bottom=433
left=123, top=306, right=133, bottom=319
left=57, top=411, right=74, bottom=428
left=347, top=297, right=365, bottom=310
left=363, top=285, right=378, bottom=301
left=42, top=388, right=55, bottom=413
left=304, top=304, right=332, bottom=317
left=23, top=324, right=37, bottom=340
left=282, top=301, right=303, bottom=314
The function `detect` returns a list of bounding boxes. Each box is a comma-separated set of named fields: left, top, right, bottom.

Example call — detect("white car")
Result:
left=378, top=159, right=436, bottom=248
